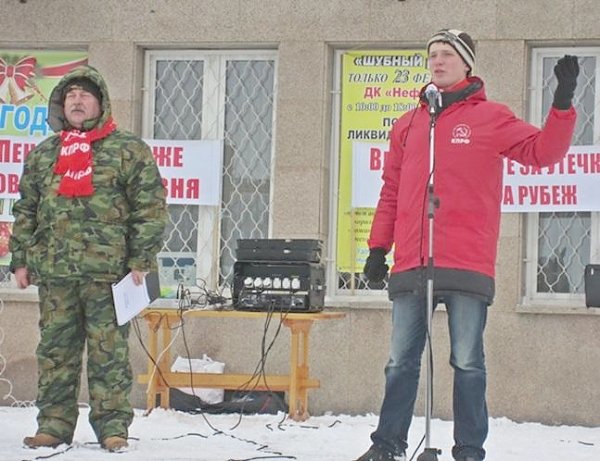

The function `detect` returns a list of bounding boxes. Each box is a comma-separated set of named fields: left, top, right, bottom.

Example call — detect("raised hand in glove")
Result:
left=363, top=247, right=389, bottom=283
left=552, top=55, right=579, bottom=110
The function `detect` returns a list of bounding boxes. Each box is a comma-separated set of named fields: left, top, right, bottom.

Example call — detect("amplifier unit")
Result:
left=232, top=261, right=325, bottom=313
left=236, top=239, right=322, bottom=263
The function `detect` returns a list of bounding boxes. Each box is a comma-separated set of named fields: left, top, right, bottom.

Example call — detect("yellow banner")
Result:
left=336, top=50, right=429, bottom=273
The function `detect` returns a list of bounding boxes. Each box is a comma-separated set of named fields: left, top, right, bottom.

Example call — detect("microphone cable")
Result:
left=228, top=298, right=289, bottom=430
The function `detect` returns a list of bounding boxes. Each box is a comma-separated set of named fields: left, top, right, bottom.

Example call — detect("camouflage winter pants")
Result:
left=35, top=278, right=133, bottom=443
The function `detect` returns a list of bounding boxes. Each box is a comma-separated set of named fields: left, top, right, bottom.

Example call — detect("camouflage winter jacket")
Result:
left=9, top=65, right=167, bottom=282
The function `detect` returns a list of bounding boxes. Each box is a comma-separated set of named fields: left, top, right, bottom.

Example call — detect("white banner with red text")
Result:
left=352, top=142, right=600, bottom=212
left=0, top=136, right=223, bottom=207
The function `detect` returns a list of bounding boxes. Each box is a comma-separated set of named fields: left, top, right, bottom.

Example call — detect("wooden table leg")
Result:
left=138, top=310, right=344, bottom=420
left=144, top=313, right=161, bottom=414
left=158, top=319, right=172, bottom=409
left=299, top=324, right=310, bottom=417
left=285, top=319, right=313, bottom=421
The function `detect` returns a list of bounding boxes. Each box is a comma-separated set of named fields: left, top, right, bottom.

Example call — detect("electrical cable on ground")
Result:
left=134, top=277, right=301, bottom=460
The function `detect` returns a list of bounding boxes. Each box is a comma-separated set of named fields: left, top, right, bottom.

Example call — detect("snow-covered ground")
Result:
left=1, top=406, right=599, bottom=461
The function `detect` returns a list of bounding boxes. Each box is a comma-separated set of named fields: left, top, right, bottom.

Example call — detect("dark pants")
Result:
left=35, top=278, right=133, bottom=443
left=371, top=293, right=488, bottom=460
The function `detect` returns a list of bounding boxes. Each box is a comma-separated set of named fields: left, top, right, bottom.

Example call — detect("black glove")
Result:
left=363, top=248, right=389, bottom=283
left=552, top=55, right=579, bottom=110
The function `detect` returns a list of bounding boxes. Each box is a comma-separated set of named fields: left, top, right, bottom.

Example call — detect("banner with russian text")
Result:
left=0, top=136, right=223, bottom=206
left=146, top=139, right=223, bottom=206
left=0, top=50, right=88, bottom=263
left=502, top=145, right=600, bottom=211
left=352, top=142, right=600, bottom=212
left=337, top=50, right=429, bottom=274
left=0, top=135, right=223, bottom=265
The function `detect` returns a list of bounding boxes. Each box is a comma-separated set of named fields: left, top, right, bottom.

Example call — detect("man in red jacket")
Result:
left=356, top=29, right=579, bottom=461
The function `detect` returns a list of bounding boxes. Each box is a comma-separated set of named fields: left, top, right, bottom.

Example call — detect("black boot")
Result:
left=356, top=444, right=406, bottom=461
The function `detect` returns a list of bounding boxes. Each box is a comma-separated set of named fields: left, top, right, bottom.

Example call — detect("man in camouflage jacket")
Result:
left=9, top=65, right=167, bottom=451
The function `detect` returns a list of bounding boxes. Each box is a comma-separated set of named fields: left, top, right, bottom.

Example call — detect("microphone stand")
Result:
left=417, top=101, right=441, bottom=461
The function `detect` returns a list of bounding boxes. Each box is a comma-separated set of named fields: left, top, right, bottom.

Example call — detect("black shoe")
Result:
left=356, top=444, right=406, bottom=461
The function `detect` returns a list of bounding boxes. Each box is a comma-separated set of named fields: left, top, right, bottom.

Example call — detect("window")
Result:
left=524, top=47, right=600, bottom=305
left=143, top=50, right=277, bottom=296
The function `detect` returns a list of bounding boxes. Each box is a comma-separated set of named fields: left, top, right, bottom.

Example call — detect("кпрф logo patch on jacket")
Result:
left=451, top=123, right=471, bottom=144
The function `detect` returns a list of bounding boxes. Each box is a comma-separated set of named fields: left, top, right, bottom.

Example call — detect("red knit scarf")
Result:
left=55, top=117, right=116, bottom=197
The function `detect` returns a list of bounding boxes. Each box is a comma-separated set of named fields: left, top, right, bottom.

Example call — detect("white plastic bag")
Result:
left=170, top=354, right=225, bottom=404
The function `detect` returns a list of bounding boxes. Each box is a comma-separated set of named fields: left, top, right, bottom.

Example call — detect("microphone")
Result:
left=424, top=83, right=441, bottom=115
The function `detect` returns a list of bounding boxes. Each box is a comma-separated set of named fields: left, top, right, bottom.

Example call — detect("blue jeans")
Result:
left=371, top=293, right=488, bottom=460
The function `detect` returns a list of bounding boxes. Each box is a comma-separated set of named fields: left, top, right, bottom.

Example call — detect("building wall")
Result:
left=1, top=0, right=600, bottom=426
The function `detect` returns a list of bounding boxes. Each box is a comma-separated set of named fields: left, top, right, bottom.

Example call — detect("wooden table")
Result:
left=137, top=307, right=345, bottom=421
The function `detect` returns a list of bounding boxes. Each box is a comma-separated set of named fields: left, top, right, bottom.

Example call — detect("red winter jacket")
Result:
left=368, top=77, right=576, bottom=302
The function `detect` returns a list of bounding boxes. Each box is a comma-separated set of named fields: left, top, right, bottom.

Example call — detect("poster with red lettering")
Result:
left=146, top=139, right=223, bottom=206
left=502, top=146, right=600, bottom=212
left=351, top=141, right=388, bottom=208
left=0, top=137, right=223, bottom=266
left=0, top=136, right=36, bottom=201
left=352, top=142, right=600, bottom=212
left=0, top=138, right=223, bottom=207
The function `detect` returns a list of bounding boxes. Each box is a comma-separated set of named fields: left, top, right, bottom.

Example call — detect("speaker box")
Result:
left=585, top=264, right=600, bottom=308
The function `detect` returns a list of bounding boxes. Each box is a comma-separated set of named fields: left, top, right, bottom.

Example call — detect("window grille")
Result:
left=524, top=48, right=600, bottom=304
left=144, top=51, right=276, bottom=297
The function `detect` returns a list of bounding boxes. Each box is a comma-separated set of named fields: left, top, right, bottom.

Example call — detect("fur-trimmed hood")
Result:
left=47, top=65, right=112, bottom=132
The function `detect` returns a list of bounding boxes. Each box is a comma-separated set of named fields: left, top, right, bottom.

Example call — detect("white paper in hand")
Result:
left=112, top=272, right=153, bottom=326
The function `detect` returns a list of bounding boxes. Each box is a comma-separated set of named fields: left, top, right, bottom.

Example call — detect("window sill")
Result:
left=516, top=303, right=600, bottom=315
left=0, top=286, right=39, bottom=302
left=325, top=295, right=391, bottom=310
